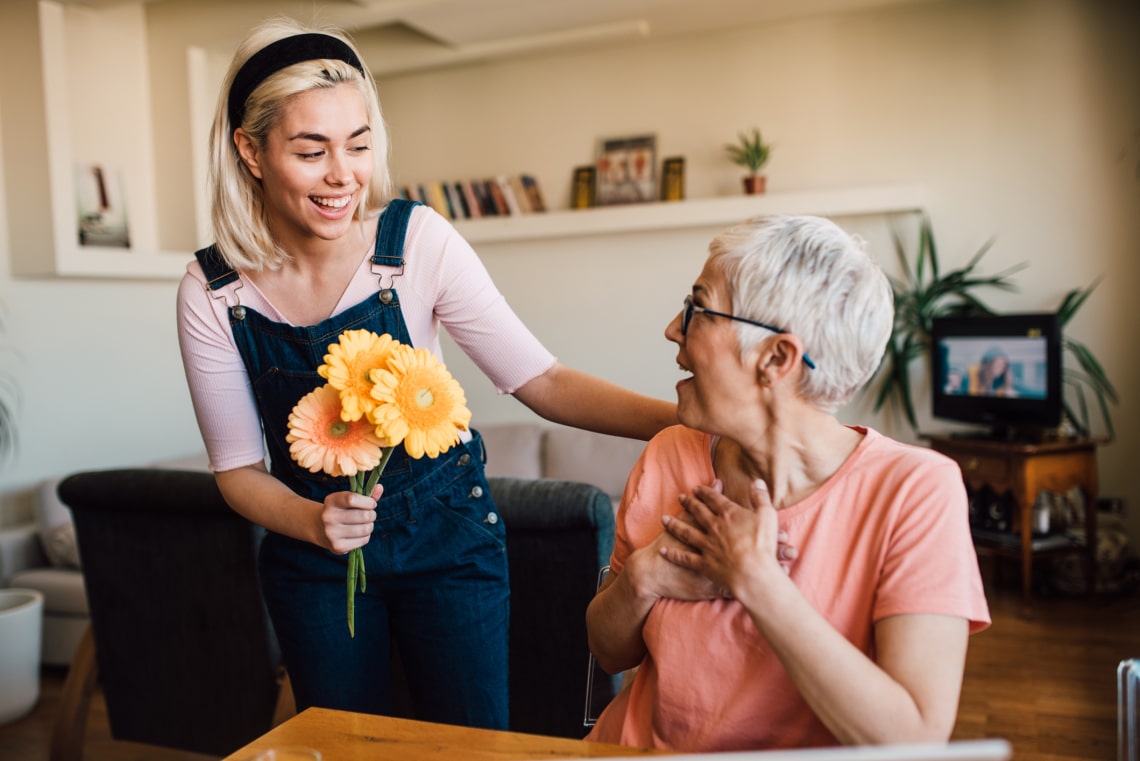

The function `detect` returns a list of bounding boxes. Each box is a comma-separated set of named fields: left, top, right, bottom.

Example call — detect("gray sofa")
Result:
left=0, top=423, right=646, bottom=667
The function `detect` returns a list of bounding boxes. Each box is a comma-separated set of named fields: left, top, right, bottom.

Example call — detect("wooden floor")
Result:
left=1, top=579, right=1138, bottom=761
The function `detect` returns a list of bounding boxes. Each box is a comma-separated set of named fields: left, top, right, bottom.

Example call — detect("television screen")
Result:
left=931, top=313, right=1062, bottom=437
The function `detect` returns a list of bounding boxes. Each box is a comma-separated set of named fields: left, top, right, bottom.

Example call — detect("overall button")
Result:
left=484, top=512, right=499, bottom=525
left=470, top=485, right=484, bottom=499
left=457, top=453, right=472, bottom=467
left=379, top=289, right=394, bottom=304
left=232, top=305, right=246, bottom=320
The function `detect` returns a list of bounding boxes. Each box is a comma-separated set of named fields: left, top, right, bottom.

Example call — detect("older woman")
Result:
left=585, top=215, right=990, bottom=751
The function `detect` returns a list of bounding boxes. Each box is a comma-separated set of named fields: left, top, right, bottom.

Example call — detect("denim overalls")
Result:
left=195, top=199, right=509, bottom=729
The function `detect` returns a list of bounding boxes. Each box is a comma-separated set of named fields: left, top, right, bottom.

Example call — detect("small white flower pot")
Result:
left=0, top=588, right=44, bottom=725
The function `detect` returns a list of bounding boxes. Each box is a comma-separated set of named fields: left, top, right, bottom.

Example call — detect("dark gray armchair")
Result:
left=53, top=468, right=283, bottom=759
left=490, top=476, right=617, bottom=738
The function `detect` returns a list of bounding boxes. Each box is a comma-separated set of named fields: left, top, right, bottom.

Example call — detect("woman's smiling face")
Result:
left=240, top=83, right=373, bottom=246
left=665, top=258, right=763, bottom=434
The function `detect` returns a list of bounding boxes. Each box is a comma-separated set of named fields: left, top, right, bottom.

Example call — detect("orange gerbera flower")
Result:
left=286, top=384, right=386, bottom=477
left=318, top=329, right=398, bottom=422
left=369, top=345, right=472, bottom=459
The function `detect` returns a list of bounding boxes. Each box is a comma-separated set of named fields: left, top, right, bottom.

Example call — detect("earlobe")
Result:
left=233, top=128, right=263, bottom=179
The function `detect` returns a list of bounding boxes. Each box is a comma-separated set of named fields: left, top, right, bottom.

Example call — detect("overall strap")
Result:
left=372, top=199, right=421, bottom=268
left=195, top=244, right=240, bottom=291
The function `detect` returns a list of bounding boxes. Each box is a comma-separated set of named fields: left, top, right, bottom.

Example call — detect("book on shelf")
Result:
left=443, top=182, right=464, bottom=219
left=509, top=176, right=532, bottom=213
left=495, top=175, right=523, bottom=216
left=425, top=182, right=451, bottom=218
left=403, top=174, right=548, bottom=219
left=460, top=181, right=482, bottom=219
left=520, top=174, right=547, bottom=212
left=486, top=179, right=510, bottom=216
left=470, top=181, right=496, bottom=216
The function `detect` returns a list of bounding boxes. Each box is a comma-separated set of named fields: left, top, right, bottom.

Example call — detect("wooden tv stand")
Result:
left=925, top=434, right=1100, bottom=611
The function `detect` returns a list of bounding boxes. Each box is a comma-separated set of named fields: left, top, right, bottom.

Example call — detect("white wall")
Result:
left=1, top=0, right=1137, bottom=549
left=377, top=0, right=1140, bottom=540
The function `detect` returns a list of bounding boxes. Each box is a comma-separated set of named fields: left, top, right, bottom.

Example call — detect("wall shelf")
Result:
left=453, top=184, right=926, bottom=245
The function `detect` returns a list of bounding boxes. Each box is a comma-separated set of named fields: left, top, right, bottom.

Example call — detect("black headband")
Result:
left=227, top=33, right=366, bottom=130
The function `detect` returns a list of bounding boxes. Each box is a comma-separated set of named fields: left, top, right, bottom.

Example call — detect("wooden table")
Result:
left=222, top=708, right=659, bottom=761
left=925, top=434, right=1101, bottom=612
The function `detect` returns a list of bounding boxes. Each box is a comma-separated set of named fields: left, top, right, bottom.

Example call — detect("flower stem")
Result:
left=347, top=547, right=358, bottom=638
left=344, top=448, right=394, bottom=636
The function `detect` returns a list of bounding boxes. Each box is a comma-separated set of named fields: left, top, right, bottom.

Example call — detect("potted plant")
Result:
left=725, top=128, right=771, bottom=195
left=869, top=213, right=1116, bottom=438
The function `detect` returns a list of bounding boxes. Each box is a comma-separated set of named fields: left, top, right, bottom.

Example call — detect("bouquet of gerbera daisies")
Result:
left=286, top=329, right=472, bottom=636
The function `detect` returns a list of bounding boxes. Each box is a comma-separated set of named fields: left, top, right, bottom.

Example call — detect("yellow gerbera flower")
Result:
left=286, top=384, right=386, bottom=477
left=368, top=345, right=472, bottom=459
left=318, top=329, right=398, bottom=422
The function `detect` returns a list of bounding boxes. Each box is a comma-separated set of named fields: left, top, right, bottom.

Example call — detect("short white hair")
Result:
left=708, top=215, right=893, bottom=412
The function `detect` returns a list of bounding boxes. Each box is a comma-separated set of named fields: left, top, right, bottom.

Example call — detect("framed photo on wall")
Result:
left=75, top=162, right=130, bottom=248
left=595, top=134, right=657, bottom=205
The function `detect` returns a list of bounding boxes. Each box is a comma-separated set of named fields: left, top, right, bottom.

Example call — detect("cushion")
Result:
left=34, top=478, right=76, bottom=568
left=542, top=427, right=646, bottom=500
left=479, top=423, right=544, bottom=480
left=42, top=522, right=80, bottom=569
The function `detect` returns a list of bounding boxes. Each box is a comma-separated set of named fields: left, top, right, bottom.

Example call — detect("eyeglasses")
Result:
left=681, top=295, right=816, bottom=370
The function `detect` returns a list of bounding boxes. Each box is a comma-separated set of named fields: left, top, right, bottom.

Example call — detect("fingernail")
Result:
left=662, top=514, right=672, bottom=526
left=753, top=479, right=767, bottom=491
left=713, top=479, right=724, bottom=493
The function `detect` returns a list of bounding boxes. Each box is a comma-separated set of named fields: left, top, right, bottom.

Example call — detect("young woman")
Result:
left=176, top=17, right=674, bottom=729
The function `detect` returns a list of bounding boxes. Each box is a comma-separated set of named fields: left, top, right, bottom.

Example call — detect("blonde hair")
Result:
left=208, top=17, right=393, bottom=270
left=708, top=215, right=894, bottom=412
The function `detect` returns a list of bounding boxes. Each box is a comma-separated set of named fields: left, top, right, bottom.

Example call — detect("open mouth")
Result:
left=311, top=195, right=352, bottom=210
left=675, top=357, right=693, bottom=384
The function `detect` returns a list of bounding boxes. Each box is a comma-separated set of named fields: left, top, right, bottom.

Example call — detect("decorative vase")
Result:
left=0, top=589, right=43, bottom=724
left=743, top=175, right=766, bottom=195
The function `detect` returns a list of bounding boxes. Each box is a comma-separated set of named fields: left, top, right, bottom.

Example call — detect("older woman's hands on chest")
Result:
left=659, top=479, right=797, bottom=605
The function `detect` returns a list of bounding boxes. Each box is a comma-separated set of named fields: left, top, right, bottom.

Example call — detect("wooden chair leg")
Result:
left=272, top=667, right=296, bottom=727
left=51, top=624, right=99, bottom=761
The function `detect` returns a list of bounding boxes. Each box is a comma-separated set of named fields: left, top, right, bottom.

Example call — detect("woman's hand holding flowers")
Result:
left=319, top=483, right=382, bottom=555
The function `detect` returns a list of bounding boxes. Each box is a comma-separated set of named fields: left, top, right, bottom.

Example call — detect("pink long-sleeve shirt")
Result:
left=177, top=204, right=556, bottom=472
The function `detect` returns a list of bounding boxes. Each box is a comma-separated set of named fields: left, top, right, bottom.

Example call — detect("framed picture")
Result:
left=571, top=165, right=597, bottom=209
left=660, top=156, right=685, bottom=202
left=75, top=162, right=130, bottom=248
left=595, top=134, right=657, bottom=205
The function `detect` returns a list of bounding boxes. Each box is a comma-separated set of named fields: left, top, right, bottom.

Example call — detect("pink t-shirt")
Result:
left=177, top=204, right=556, bottom=472
left=587, top=425, right=991, bottom=751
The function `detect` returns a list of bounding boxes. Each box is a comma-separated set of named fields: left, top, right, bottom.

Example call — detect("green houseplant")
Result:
left=870, top=213, right=1117, bottom=439
left=725, top=128, right=771, bottom=195
left=1055, top=281, right=1118, bottom=438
